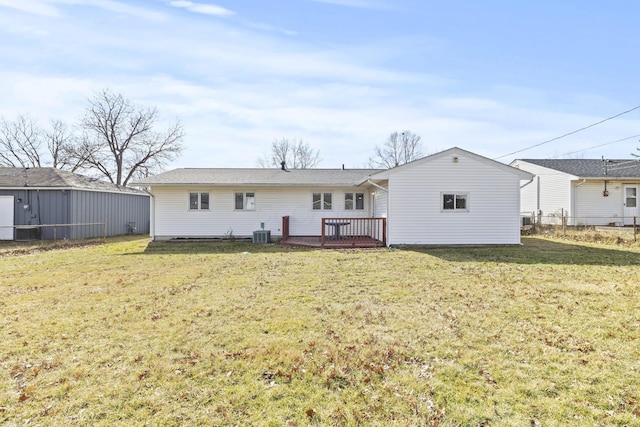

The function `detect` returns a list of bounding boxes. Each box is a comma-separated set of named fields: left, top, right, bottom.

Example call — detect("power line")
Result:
left=494, top=105, right=640, bottom=160
left=549, top=134, right=640, bottom=159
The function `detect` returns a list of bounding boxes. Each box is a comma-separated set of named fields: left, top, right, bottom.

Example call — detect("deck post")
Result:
left=382, top=218, right=386, bottom=246
left=282, top=216, right=290, bottom=241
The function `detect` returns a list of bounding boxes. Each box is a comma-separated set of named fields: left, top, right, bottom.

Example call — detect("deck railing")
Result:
left=321, top=217, right=386, bottom=247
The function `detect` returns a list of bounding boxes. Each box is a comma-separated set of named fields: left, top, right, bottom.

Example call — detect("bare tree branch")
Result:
left=0, top=114, right=43, bottom=167
left=369, top=130, right=423, bottom=168
left=257, top=138, right=321, bottom=169
left=77, top=89, right=184, bottom=186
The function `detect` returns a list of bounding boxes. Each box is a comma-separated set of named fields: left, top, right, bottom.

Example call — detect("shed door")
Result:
left=623, top=185, right=638, bottom=225
left=0, top=196, right=14, bottom=240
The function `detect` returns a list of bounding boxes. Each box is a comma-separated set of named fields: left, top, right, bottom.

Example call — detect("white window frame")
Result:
left=235, top=192, right=256, bottom=211
left=312, top=192, right=332, bottom=210
left=189, top=192, right=210, bottom=211
left=345, top=192, right=365, bottom=210
left=441, top=192, right=469, bottom=212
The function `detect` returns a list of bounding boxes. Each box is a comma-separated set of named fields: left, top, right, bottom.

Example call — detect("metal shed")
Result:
left=0, top=168, right=150, bottom=240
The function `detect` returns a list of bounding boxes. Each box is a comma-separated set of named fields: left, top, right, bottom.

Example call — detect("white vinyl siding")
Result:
left=150, top=186, right=372, bottom=240
left=574, top=181, right=637, bottom=225
left=511, top=161, right=573, bottom=220
left=387, top=152, right=523, bottom=245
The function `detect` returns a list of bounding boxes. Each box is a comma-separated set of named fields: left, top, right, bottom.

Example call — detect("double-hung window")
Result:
left=345, top=192, right=364, bottom=210
left=235, top=192, right=255, bottom=210
left=189, top=192, right=209, bottom=210
left=312, top=192, right=332, bottom=210
left=442, top=192, right=469, bottom=212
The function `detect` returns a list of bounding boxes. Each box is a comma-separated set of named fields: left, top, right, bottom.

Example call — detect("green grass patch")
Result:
left=1, top=236, right=639, bottom=426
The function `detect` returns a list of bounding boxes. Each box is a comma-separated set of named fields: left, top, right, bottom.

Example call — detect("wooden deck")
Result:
left=281, top=236, right=385, bottom=248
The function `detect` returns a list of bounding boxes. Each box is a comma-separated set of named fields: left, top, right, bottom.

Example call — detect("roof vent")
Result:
left=281, top=161, right=286, bottom=171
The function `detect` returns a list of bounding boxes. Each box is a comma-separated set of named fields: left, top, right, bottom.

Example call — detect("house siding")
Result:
left=574, top=180, right=639, bottom=225
left=388, top=153, right=523, bottom=245
left=151, top=185, right=373, bottom=240
left=0, top=189, right=72, bottom=239
left=511, top=161, right=573, bottom=220
left=0, top=189, right=149, bottom=240
left=70, top=191, right=150, bottom=239
left=372, top=185, right=388, bottom=218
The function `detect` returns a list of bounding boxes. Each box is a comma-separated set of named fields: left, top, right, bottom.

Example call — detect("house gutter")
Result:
left=366, top=179, right=388, bottom=193
left=520, top=176, right=535, bottom=188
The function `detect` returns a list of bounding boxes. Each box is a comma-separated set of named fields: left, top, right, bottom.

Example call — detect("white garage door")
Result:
left=0, top=196, right=14, bottom=240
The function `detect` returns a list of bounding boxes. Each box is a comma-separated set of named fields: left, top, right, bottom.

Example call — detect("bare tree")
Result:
left=369, top=130, right=424, bottom=168
left=76, top=89, right=184, bottom=186
left=258, top=138, right=321, bottom=169
left=0, top=114, right=82, bottom=169
left=45, top=119, right=88, bottom=171
left=0, top=114, right=43, bottom=167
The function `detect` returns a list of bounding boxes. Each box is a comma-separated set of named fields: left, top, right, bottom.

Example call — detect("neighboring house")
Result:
left=0, top=168, right=150, bottom=241
left=132, top=147, right=532, bottom=246
left=511, top=159, right=640, bottom=226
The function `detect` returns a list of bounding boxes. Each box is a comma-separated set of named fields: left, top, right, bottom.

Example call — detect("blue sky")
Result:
left=1, top=0, right=639, bottom=168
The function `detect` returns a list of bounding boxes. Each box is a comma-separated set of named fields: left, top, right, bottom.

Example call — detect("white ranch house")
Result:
left=133, top=147, right=532, bottom=246
left=511, top=159, right=640, bottom=226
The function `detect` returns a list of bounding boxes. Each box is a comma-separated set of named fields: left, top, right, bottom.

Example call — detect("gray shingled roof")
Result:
left=0, top=167, right=148, bottom=195
left=520, top=159, right=640, bottom=178
left=131, top=168, right=383, bottom=187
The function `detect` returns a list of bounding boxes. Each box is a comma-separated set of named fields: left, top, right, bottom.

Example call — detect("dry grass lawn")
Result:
left=1, top=234, right=639, bottom=426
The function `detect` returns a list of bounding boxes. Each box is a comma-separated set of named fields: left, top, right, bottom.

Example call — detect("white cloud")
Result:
left=309, top=0, right=390, bottom=9
left=0, top=0, right=167, bottom=20
left=2, top=0, right=638, bottom=170
left=244, top=21, right=298, bottom=36
left=82, top=0, right=166, bottom=21
left=169, top=1, right=234, bottom=16
left=0, top=0, right=60, bottom=17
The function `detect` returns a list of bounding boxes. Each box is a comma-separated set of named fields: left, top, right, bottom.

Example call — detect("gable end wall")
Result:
left=388, top=154, right=522, bottom=245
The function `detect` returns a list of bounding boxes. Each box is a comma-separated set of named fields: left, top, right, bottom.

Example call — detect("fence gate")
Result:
left=0, top=196, right=14, bottom=240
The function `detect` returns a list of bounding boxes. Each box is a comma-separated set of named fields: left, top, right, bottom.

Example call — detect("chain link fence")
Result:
left=521, top=212, right=638, bottom=241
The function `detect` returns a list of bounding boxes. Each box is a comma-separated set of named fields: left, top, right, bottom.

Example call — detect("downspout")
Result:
left=520, top=176, right=534, bottom=189
left=519, top=175, right=536, bottom=219
left=146, top=189, right=155, bottom=241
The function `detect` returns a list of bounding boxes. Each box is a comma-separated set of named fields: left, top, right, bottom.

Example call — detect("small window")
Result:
left=345, top=193, right=354, bottom=210
left=442, top=193, right=469, bottom=211
left=345, top=192, right=365, bottom=210
left=313, top=192, right=332, bottom=210
left=189, top=192, right=209, bottom=210
left=189, top=192, right=199, bottom=210
left=323, top=193, right=332, bottom=210
left=235, top=192, right=256, bottom=210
